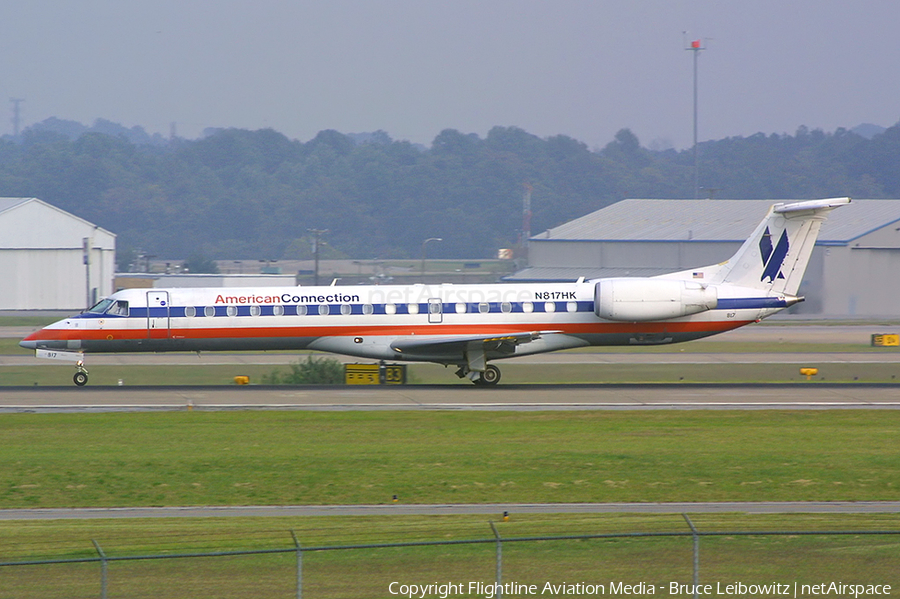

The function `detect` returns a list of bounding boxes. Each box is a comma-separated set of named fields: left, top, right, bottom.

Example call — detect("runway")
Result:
left=2, top=501, right=900, bottom=520
left=1, top=382, right=899, bottom=411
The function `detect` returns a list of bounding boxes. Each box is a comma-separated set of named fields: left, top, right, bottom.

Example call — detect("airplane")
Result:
left=20, top=197, right=850, bottom=386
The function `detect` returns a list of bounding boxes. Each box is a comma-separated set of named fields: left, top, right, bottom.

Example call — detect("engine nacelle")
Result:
left=594, top=278, right=718, bottom=322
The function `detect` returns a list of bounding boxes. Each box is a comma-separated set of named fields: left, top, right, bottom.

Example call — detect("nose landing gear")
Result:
left=73, top=361, right=89, bottom=386
left=31, top=349, right=89, bottom=386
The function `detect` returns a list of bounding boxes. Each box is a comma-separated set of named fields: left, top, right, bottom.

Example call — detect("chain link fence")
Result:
left=2, top=519, right=898, bottom=598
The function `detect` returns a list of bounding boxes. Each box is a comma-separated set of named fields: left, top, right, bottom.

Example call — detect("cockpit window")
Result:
left=87, top=299, right=115, bottom=314
left=86, top=298, right=129, bottom=316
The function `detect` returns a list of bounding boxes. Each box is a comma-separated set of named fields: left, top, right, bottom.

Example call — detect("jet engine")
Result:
left=594, top=278, right=718, bottom=322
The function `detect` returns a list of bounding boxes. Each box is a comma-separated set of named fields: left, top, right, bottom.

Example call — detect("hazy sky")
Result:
left=1, top=0, right=898, bottom=149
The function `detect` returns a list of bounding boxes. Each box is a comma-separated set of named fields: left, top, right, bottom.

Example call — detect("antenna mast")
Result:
left=10, top=98, right=24, bottom=138
left=521, top=182, right=532, bottom=256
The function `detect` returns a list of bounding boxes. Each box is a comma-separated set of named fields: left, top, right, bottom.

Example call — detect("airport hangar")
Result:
left=507, top=199, right=900, bottom=318
left=0, top=197, right=116, bottom=311
left=4, top=195, right=899, bottom=317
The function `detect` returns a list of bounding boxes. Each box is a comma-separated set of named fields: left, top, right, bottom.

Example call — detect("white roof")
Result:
left=534, top=199, right=900, bottom=244
left=0, top=197, right=115, bottom=249
left=0, top=197, right=32, bottom=213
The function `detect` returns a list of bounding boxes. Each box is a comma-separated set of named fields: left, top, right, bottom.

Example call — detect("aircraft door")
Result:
left=147, top=291, right=171, bottom=339
left=427, top=298, right=443, bottom=323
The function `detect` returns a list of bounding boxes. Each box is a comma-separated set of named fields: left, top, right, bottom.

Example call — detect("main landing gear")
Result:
left=476, top=364, right=501, bottom=386
left=455, top=364, right=501, bottom=386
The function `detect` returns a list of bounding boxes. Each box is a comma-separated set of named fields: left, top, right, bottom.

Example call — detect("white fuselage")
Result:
left=21, top=280, right=784, bottom=364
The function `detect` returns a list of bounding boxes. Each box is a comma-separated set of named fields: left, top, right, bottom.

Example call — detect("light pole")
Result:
left=308, top=229, right=328, bottom=286
left=686, top=36, right=705, bottom=199
left=421, top=237, right=442, bottom=281
left=82, top=237, right=92, bottom=310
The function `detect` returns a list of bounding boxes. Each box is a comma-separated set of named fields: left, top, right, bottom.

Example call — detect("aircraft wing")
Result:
left=390, top=331, right=550, bottom=360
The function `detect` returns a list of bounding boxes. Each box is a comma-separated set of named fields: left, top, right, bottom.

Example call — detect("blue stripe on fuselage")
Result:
left=68, top=298, right=784, bottom=319
left=716, top=297, right=787, bottom=310
left=71, top=300, right=597, bottom=319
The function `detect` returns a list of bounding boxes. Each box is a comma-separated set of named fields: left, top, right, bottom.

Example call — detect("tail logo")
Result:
left=759, top=227, right=789, bottom=282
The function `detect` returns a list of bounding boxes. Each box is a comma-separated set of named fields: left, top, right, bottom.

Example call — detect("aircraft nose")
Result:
left=19, top=329, right=42, bottom=350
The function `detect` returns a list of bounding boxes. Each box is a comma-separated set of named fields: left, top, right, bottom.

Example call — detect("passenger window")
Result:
left=385, top=303, right=396, bottom=315
left=226, top=306, right=238, bottom=317
left=478, top=302, right=490, bottom=314
left=184, top=306, right=196, bottom=318
left=544, top=302, right=556, bottom=313
left=250, top=305, right=261, bottom=317
left=408, top=303, right=419, bottom=315
left=501, top=302, right=512, bottom=313
left=273, top=305, right=284, bottom=316
left=455, top=303, right=467, bottom=314
left=318, top=304, right=330, bottom=316
left=297, top=304, right=307, bottom=316
left=340, top=304, right=352, bottom=315
left=567, top=301, right=578, bottom=313
left=363, top=303, right=374, bottom=315
left=522, top=302, right=533, bottom=313
left=204, top=306, right=215, bottom=317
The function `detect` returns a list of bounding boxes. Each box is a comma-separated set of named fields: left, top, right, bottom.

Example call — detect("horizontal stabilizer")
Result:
left=774, top=197, right=853, bottom=214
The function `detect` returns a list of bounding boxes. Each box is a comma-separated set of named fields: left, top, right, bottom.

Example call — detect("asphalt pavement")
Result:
left=3, top=501, right=900, bottom=520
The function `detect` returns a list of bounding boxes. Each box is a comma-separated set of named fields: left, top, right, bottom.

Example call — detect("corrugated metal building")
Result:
left=509, top=199, right=900, bottom=317
left=0, top=198, right=116, bottom=310
left=115, top=273, right=296, bottom=289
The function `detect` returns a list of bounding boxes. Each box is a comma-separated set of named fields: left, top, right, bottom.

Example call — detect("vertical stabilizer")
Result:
left=712, top=197, right=850, bottom=295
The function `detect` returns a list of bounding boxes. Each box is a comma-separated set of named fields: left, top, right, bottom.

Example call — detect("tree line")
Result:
left=0, top=120, right=897, bottom=268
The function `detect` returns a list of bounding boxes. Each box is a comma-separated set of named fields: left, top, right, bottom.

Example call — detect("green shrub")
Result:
left=263, top=355, right=344, bottom=384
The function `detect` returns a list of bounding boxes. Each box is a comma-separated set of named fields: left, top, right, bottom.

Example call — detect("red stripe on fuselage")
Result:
left=23, top=319, right=752, bottom=345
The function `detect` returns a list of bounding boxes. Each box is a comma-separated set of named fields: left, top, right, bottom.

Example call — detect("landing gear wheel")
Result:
left=73, top=371, right=88, bottom=386
left=477, top=365, right=501, bottom=386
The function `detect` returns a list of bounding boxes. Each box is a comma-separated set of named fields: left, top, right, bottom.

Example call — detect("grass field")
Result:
left=0, top=316, right=60, bottom=328
left=2, top=410, right=898, bottom=508
left=3, top=318, right=900, bottom=594
left=1, top=406, right=899, bottom=594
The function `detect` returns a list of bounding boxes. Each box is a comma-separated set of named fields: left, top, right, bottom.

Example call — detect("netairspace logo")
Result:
left=388, top=580, right=893, bottom=598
